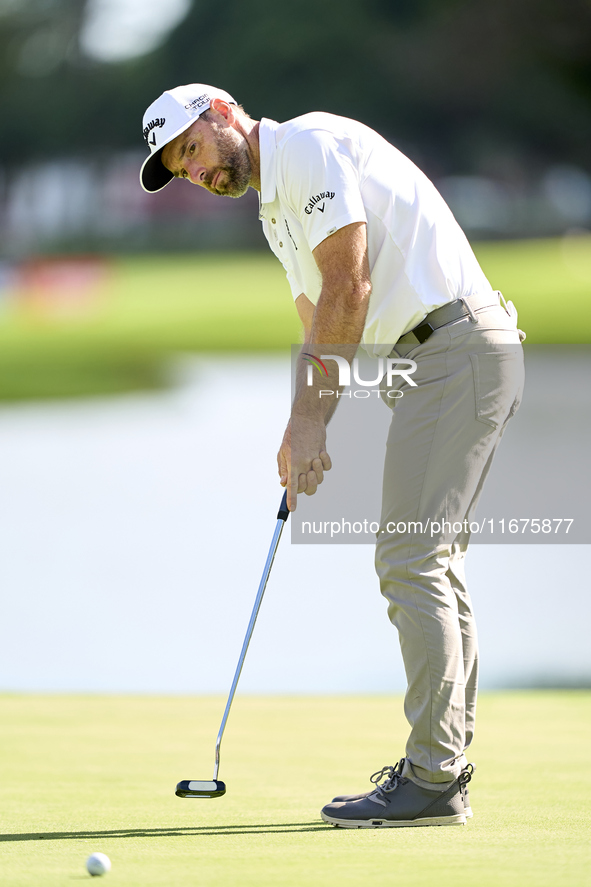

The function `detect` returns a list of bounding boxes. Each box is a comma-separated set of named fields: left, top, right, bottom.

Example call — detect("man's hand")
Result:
left=278, top=419, right=332, bottom=512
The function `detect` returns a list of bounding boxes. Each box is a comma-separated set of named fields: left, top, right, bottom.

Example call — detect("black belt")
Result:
left=397, top=293, right=501, bottom=346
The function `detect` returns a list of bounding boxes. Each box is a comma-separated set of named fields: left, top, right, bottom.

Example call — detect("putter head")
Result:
left=175, top=779, right=226, bottom=799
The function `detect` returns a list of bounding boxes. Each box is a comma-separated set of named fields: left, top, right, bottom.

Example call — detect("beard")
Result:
left=205, top=125, right=252, bottom=198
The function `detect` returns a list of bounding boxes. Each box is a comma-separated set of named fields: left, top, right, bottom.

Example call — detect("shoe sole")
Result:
left=321, top=811, right=466, bottom=828
left=331, top=796, right=474, bottom=819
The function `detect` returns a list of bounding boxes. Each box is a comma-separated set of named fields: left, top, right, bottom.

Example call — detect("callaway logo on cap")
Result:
left=140, top=83, right=237, bottom=193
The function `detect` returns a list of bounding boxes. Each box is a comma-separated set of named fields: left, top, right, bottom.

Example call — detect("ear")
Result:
left=209, top=97, right=235, bottom=123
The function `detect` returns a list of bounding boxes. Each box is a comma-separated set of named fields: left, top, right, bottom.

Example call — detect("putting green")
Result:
left=0, top=692, right=589, bottom=886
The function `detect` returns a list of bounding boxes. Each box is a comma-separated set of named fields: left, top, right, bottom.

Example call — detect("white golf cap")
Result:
left=140, top=83, right=237, bottom=193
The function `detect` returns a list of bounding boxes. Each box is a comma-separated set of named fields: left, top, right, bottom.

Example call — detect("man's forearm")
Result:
left=293, top=280, right=370, bottom=424
left=279, top=222, right=371, bottom=510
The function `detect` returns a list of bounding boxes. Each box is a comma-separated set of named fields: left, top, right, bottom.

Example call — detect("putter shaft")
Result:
left=212, top=491, right=289, bottom=780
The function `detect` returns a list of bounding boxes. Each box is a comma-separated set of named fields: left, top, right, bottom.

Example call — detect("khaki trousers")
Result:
left=375, top=300, right=524, bottom=785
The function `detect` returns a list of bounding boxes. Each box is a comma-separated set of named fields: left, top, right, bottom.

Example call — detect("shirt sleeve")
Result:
left=286, top=270, right=303, bottom=300
left=278, top=129, right=367, bottom=252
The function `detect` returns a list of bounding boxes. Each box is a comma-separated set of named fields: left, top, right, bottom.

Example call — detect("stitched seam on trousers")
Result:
left=403, top=341, right=453, bottom=777
left=469, top=353, right=500, bottom=429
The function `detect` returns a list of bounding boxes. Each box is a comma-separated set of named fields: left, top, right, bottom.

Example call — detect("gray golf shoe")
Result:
left=321, top=761, right=473, bottom=828
left=331, top=760, right=474, bottom=818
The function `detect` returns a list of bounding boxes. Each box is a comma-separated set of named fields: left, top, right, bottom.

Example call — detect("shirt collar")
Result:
left=258, top=117, right=280, bottom=207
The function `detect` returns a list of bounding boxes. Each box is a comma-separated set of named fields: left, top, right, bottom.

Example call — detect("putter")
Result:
left=176, top=490, right=290, bottom=798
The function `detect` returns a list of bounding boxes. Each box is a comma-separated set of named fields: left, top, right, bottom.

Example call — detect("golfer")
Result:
left=140, top=84, right=525, bottom=828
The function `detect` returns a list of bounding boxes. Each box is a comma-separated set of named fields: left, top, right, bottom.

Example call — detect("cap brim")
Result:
left=140, top=148, right=174, bottom=193
left=140, top=93, right=237, bottom=194
left=140, top=110, right=211, bottom=193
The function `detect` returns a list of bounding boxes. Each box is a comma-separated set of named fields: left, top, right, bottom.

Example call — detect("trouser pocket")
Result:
left=469, top=349, right=524, bottom=429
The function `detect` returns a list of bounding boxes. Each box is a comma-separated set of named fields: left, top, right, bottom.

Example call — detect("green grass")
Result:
left=0, top=253, right=300, bottom=401
left=0, top=236, right=589, bottom=399
left=475, top=235, right=591, bottom=344
left=0, top=692, right=589, bottom=886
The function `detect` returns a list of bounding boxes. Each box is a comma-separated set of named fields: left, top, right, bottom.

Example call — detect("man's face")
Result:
left=161, top=113, right=251, bottom=198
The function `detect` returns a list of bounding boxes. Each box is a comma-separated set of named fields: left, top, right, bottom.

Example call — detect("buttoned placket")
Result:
left=272, top=217, right=283, bottom=247
left=259, top=199, right=282, bottom=249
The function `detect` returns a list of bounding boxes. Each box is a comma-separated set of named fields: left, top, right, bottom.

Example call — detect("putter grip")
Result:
left=277, top=490, right=289, bottom=522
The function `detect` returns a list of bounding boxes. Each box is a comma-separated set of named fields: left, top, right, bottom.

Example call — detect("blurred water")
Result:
left=0, top=351, right=589, bottom=693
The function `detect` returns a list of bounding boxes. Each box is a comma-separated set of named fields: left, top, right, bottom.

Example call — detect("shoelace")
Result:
left=369, top=759, right=475, bottom=802
left=369, top=759, right=407, bottom=798
left=459, top=762, right=475, bottom=789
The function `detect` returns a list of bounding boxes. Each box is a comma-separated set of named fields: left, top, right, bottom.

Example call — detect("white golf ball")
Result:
left=86, top=852, right=111, bottom=876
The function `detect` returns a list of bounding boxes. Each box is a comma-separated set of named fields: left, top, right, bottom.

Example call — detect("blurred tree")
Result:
left=0, top=0, right=589, bottom=177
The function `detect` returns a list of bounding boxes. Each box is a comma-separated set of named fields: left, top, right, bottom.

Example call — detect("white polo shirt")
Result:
left=258, top=113, right=493, bottom=356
